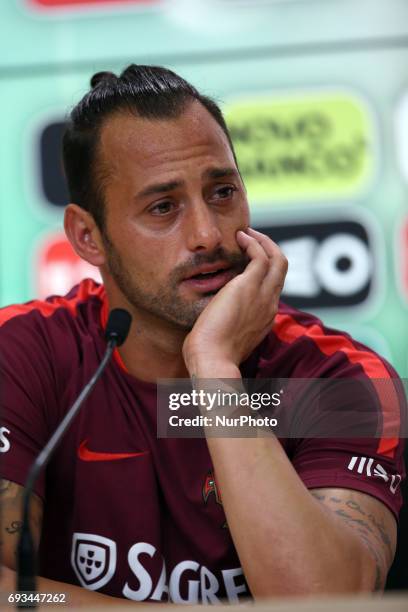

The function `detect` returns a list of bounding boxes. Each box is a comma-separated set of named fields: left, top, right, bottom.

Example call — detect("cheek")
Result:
left=135, top=237, right=179, bottom=276
left=239, top=210, right=250, bottom=232
left=239, top=199, right=250, bottom=227
left=224, top=201, right=250, bottom=235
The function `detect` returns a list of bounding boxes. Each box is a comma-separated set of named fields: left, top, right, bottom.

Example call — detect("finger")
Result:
left=248, top=228, right=288, bottom=285
left=246, top=227, right=280, bottom=259
left=235, top=231, right=270, bottom=283
left=244, top=229, right=288, bottom=306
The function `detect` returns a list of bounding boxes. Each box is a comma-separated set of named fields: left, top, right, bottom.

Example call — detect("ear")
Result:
left=64, top=203, right=106, bottom=267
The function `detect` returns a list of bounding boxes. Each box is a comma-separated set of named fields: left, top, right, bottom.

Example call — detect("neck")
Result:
left=104, top=290, right=191, bottom=382
left=119, top=318, right=190, bottom=382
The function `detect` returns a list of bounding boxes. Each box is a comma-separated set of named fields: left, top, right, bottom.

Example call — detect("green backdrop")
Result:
left=1, top=0, right=408, bottom=374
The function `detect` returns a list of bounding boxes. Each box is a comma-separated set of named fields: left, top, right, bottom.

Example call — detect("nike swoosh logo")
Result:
left=78, top=439, right=149, bottom=462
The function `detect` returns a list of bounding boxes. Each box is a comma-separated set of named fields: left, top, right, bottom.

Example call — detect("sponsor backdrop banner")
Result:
left=1, top=0, right=408, bottom=374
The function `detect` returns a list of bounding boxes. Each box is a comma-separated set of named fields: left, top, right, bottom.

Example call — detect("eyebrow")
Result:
left=136, top=167, right=238, bottom=199
left=204, top=167, right=238, bottom=180
left=137, top=180, right=183, bottom=198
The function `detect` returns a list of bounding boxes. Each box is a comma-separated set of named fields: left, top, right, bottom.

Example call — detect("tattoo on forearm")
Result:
left=0, top=480, right=13, bottom=494
left=0, top=479, right=23, bottom=501
left=355, top=531, right=384, bottom=590
left=334, top=508, right=375, bottom=535
left=311, top=490, right=390, bottom=590
left=0, top=479, right=43, bottom=553
left=346, top=499, right=366, bottom=516
left=5, top=521, right=23, bottom=535
left=341, top=499, right=392, bottom=562
left=312, top=492, right=325, bottom=501
left=367, top=512, right=393, bottom=559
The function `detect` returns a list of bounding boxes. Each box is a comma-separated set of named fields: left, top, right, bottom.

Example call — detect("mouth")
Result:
left=181, top=263, right=235, bottom=293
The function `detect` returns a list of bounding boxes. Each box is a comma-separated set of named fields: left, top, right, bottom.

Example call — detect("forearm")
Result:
left=181, top=226, right=390, bottom=598
left=186, top=360, right=375, bottom=597
left=205, top=434, right=375, bottom=597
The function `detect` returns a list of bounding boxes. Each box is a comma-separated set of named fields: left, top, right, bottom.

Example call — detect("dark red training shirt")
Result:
left=0, top=279, right=405, bottom=602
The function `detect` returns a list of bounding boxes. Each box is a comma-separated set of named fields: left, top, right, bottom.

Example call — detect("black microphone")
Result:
left=105, top=308, right=132, bottom=347
left=16, top=308, right=132, bottom=607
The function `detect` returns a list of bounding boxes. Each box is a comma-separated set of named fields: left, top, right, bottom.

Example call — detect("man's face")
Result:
left=97, top=101, right=250, bottom=330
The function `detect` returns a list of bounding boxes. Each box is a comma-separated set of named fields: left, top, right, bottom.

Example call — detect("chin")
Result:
left=198, top=292, right=218, bottom=305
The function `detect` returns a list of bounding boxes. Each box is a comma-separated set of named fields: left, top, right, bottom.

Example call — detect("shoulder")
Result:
left=0, top=279, right=107, bottom=374
left=266, top=304, right=405, bottom=509
left=257, top=301, right=398, bottom=380
left=0, top=278, right=105, bottom=333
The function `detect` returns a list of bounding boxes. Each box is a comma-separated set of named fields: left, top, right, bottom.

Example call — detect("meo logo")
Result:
left=347, top=456, right=402, bottom=494
left=257, top=218, right=376, bottom=309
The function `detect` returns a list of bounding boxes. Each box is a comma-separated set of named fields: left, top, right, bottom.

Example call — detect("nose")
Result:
left=184, top=199, right=223, bottom=253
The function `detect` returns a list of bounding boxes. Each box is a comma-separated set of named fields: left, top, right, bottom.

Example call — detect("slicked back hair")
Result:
left=62, top=64, right=236, bottom=231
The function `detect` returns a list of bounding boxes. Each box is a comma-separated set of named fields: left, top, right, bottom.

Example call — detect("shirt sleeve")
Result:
left=0, top=312, right=58, bottom=499
left=291, top=436, right=405, bottom=520
left=280, top=348, right=407, bottom=520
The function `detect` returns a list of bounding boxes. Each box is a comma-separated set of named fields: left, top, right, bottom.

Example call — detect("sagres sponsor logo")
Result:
left=258, top=216, right=377, bottom=309
left=347, top=456, right=402, bottom=494
left=71, top=535, right=247, bottom=602
left=0, top=427, right=11, bottom=453
left=71, top=533, right=116, bottom=590
left=225, top=90, right=376, bottom=205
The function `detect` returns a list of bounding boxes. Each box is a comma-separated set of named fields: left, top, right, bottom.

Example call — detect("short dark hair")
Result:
left=62, top=64, right=236, bottom=231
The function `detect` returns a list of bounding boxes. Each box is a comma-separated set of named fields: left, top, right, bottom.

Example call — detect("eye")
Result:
left=149, top=201, right=175, bottom=216
left=212, top=185, right=237, bottom=201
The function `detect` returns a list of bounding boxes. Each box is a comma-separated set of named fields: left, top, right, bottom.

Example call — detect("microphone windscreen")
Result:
left=105, top=308, right=132, bottom=346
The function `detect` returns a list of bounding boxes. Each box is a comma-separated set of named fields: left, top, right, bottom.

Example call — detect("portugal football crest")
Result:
left=71, top=532, right=116, bottom=590
left=203, top=470, right=222, bottom=505
left=203, top=470, right=227, bottom=528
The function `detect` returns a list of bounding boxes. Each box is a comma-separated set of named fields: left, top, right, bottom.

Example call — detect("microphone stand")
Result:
left=16, top=308, right=131, bottom=608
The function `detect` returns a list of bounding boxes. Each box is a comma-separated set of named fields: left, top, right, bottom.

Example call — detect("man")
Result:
left=0, top=65, right=405, bottom=604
